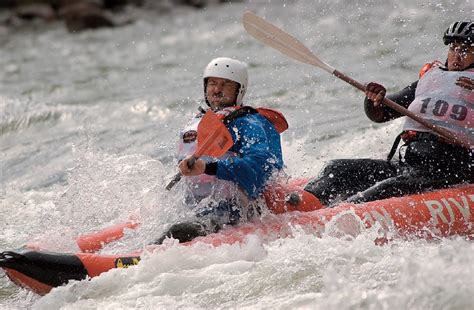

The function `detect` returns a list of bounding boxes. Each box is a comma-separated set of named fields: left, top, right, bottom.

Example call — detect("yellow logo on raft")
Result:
left=115, top=257, right=141, bottom=268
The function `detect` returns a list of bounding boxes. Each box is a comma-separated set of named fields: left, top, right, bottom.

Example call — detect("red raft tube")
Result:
left=1, top=183, right=473, bottom=295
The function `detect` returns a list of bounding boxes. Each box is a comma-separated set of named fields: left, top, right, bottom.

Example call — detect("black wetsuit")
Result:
left=305, top=75, right=473, bottom=206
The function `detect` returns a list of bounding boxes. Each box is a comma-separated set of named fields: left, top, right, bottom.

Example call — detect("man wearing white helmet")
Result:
left=305, top=21, right=473, bottom=206
left=203, top=57, right=248, bottom=108
left=156, top=57, right=287, bottom=244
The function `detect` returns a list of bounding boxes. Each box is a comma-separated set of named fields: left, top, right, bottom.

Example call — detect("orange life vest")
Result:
left=216, top=105, right=289, bottom=134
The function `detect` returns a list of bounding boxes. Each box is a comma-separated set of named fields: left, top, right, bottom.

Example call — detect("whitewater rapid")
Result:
left=1, top=0, right=473, bottom=309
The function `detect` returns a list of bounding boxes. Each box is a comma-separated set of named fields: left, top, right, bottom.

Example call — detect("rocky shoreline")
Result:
left=0, top=0, right=244, bottom=32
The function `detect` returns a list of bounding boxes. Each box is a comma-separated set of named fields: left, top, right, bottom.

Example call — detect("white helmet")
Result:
left=203, top=57, right=248, bottom=106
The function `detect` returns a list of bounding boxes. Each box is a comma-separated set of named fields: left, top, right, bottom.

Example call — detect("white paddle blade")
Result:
left=243, top=11, right=335, bottom=74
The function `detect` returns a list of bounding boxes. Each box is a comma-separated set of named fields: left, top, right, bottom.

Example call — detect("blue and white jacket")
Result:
left=178, top=106, right=284, bottom=200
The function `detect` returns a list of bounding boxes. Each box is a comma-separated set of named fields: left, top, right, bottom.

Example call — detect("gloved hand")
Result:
left=365, top=82, right=387, bottom=107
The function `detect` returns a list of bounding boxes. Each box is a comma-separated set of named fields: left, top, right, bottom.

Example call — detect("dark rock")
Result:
left=172, top=0, right=244, bottom=9
left=58, top=0, right=97, bottom=6
left=103, top=0, right=143, bottom=9
left=180, top=0, right=206, bottom=8
left=58, top=1, right=115, bottom=32
left=15, top=3, right=56, bottom=21
left=0, top=0, right=16, bottom=8
left=56, top=0, right=103, bottom=12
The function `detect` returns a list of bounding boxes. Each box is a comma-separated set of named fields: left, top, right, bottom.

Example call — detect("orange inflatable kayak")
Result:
left=1, top=183, right=472, bottom=295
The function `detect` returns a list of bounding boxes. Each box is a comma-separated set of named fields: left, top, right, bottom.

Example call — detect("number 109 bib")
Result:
left=403, top=66, right=474, bottom=143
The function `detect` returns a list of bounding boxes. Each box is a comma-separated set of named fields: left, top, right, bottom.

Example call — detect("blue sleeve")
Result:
left=215, top=114, right=283, bottom=199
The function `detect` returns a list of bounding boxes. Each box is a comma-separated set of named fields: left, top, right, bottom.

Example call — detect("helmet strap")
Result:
left=234, top=84, right=242, bottom=106
left=203, top=78, right=211, bottom=107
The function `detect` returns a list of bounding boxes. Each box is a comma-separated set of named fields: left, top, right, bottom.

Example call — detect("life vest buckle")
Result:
left=401, top=130, right=418, bottom=142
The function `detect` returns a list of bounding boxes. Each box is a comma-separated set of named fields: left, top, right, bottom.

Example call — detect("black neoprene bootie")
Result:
left=153, top=222, right=206, bottom=245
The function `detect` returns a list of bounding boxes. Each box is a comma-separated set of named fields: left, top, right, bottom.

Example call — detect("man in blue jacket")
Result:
left=156, top=57, right=284, bottom=244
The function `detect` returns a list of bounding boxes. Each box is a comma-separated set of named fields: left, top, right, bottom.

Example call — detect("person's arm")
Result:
left=364, top=81, right=418, bottom=123
left=211, top=116, right=282, bottom=199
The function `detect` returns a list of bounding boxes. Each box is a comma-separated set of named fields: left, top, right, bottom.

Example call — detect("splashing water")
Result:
left=1, top=0, right=473, bottom=308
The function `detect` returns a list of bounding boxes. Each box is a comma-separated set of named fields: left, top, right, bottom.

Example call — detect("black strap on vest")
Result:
left=387, top=132, right=403, bottom=161
left=386, top=131, right=449, bottom=161
left=222, top=106, right=258, bottom=125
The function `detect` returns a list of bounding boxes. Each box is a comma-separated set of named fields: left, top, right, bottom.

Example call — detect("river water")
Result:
left=1, top=0, right=473, bottom=309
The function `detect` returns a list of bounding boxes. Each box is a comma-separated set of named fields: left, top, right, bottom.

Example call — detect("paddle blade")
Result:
left=242, top=11, right=335, bottom=74
left=165, top=111, right=232, bottom=191
left=196, top=110, right=233, bottom=158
